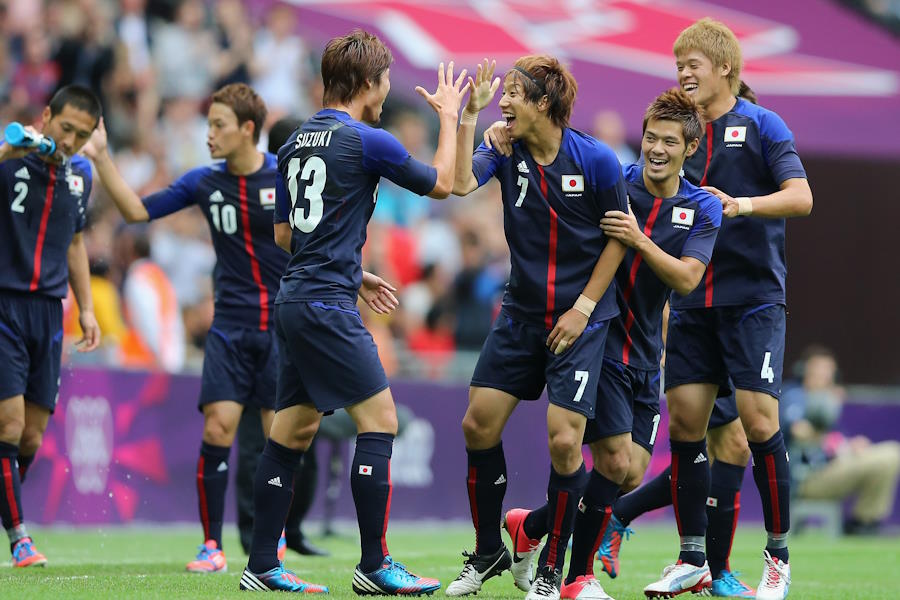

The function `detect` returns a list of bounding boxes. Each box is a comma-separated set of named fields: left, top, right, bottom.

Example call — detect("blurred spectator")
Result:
left=449, top=229, right=504, bottom=350
left=781, top=345, right=900, bottom=535
left=373, top=110, right=433, bottom=227
left=592, top=109, right=637, bottom=165
left=9, top=27, right=60, bottom=121
left=117, top=226, right=186, bottom=372
left=251, top=3, right=314, bottom=121
left=157, top=96, right=209, bottom=175
left=152, top=0, right=216, bottom=100
left=212, top=0, right=254, bottom=88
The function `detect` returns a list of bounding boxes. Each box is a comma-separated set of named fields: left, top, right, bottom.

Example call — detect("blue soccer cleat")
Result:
left=596, top=514, right=633, bottom=579
left=711, top=570, right=756, bottom=598
left=240, top=564, right=329, bottom=593
left=352, top=555, right=441, bottom=596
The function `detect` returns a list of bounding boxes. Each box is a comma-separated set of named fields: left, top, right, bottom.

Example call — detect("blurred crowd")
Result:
left=0, top=0, right=641, bottom=380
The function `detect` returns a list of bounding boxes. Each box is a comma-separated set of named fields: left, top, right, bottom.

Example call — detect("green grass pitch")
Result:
left=1, top=523, right=898, bottom=599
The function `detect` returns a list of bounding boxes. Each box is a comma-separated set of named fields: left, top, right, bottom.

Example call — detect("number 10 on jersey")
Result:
left=286, top=156, right=326, bottom=233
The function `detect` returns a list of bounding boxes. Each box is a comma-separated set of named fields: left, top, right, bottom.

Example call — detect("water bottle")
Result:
left=4, top=122, right=57, bottom=155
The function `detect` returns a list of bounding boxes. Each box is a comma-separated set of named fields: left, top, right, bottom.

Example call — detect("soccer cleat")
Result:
left=445, top=546, right=512, bottom=596
left=643, top=561, right=712, bottom=598
left=755, top=551, right=790, bottom=600
left=278, top=530, right=287, bottom=562
left=710, top=570, right=755, bottom=598
left=560, top=575, right=614, bottom=600
left=525, top=565, right=562, bottom=600
left=186, top=540, right=227, bottom=573
left=353, top=555, right=441, bottom=596
left=240, top=564, right=329, bottom=592
left=11, top=537, right=47, bottom=568
left=503, top=508, right=544, bottom=591
left=596, top=514, right=632, bottom=579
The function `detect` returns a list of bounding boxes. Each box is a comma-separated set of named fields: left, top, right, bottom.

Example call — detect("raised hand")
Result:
left=415, top=61, right=469, bottom=120
left=466, top=59, right=500, bottom=114
left=81, top=117, right=109, bottom=161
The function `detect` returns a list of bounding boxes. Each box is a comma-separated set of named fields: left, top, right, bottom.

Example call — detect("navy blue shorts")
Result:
left=584, top=359, right=660, bottom=453
left=275, top=301, right=389, bottom=414
left=470, top=310, right=609, bottom=419
left=708, top=392, right=740, bottom=430
left=664, top=304, right=785, bottom=400
left=199, top=326, right=278, bottom=410
left=0, top=291, right=63, bottom=413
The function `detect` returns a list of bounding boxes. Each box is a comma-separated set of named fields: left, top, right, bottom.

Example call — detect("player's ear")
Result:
left=720, top=61, right=731, bottom=80
left=240, top=119, right=256, bottom=140
left=41, top=106, right=52, bottom=127
left=685, top=137, right=700, bottom=157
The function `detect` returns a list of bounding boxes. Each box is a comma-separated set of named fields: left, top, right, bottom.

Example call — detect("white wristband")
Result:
left=736, top=196, right=753, bottom=216
left=460, top=110, right=478, bottom=126
left=573, top=294, right=596, bottom=318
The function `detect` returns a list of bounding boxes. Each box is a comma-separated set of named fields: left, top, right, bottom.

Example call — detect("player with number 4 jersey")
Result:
left=447, top=57, right=627, bottom=600
left=242, top=30, right=467, bottom=594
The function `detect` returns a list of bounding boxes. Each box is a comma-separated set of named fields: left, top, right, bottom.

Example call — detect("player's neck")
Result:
left=642, top=170, right=680, bottom=199
left=326, top=102, right=363, bottom=123
left=226, top=146, right=264, bottom=176
left=521, top=122, right=563, bottom=166
left=700, top=92, right=737, bottom=123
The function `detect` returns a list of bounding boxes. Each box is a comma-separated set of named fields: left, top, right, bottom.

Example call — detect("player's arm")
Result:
left=359, top=271, right=399, bottom=315
left=273, top=173, right=293, bottom=252
left=414, top=62, right=469, bottom=198
left=81, top=118, right=150, bottom=222
left=274, top=223, right=292, bottom=252
left=452, top=59, right=500, bottom=196
left=703, top=178, right=812, bottom=219
left=67, top=232, right=100, bottom=352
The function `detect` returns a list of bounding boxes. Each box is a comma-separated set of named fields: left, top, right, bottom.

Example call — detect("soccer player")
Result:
left=0, top=84, right=102, bottom=566
left=446, top=58, right=627, bottom=600
left=638, top=19, right=812, bottom=600
left=494, top=88, right=722, bottom=600
left=240, top=30, right=467, bottom=594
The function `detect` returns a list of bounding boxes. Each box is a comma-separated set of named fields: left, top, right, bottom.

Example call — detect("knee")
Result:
left=548, top=428, right=582, bottom=463
left=602, top=448, right=632, bottom=484
left=668, top=413, right=704, bottom=441
left=621, top=465, right=644, bottom=493
left=709, top=427, right=751, bottom=466
left=19, top=426, right=43, bottom=455
left=275, top=420, right=320, bottom=451
left=0, top=417, right=25, bottom=445
left=461, top=412, right=500, bottom=449
left=742, top=418, right=778, bottom=444
left=203, top=415, right=237, bottom=446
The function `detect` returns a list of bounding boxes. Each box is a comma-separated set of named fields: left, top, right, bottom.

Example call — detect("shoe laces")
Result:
left=532, top=568, right=561, bottom=597
left=608, top=523, right=633, bottom=549
left=13, top=538, right=35, bottom=560
left=384, top=556, right=418, bottom=583
left=762, top=552, right=790, bottom=588
left=454, top=551, right=479, bottom=580
left=719, top=571, right=751, bottom=592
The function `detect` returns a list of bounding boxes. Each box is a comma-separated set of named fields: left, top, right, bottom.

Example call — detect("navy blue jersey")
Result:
left=605, top=164, right=722, bottom=369
left=142, top=153, right=287, bottom=330
left=0, top=153, right=92, bottom=298
left=675, top=97, right=807, bottom=309
left=471, top=128, right=627, bottom=328
left=275, top=109, right=437, bottom=303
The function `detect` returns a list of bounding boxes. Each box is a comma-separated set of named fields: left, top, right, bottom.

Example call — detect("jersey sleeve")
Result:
left=759, top=110, right=807, bottom=184
left=359, top=127, right=437, bottom=196
left=142, top=168, right=203, bottom=219
left=274, top=174, right=290, bottom=224
left=681, top=191, right=722, bottom=264
left=74, top=159, right=92, bottom=232
left=471, top=142, right=507, bottom=187
left=586, top=145, right=628, bottom=215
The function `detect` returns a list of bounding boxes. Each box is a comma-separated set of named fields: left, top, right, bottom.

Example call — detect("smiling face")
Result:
left=360, top=69, right=391, bottom=125
left=641, top=117, right=698, bottom=186
left=676, top=49, right=732, bottom=109
left=498, top=73, right=545, bottom=139
left=41, top=104, right=97, bottom=157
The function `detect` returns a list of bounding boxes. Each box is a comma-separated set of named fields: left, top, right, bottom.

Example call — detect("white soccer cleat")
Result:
left=525, top=565, right=562, bottom=600
left=560, top=575, right=614, bottom=600
left=504, top=508, right=544, bottom=591
left=643, top=561, right=711, bottom=598
left=755, top=551, right=790, bottom=600
left=445, top=547, right=512, bottom=596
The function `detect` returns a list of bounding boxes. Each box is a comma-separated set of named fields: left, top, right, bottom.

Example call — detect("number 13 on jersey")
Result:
left=286, top=156, right=326, bottom=233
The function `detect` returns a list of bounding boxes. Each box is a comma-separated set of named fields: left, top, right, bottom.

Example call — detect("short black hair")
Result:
left=49, top=85, right=102, bottom=126
left=268, top=117, right=303, bottom=154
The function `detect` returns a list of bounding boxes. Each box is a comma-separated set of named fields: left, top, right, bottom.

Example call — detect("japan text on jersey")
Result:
left=0, top=154, right=92, bottom=298
left=677, top=97, right=807, bottom=309
left=471, top=128, right=628, bottom=328
left=605, top=164, right=722, bottom=369
left=141, top=153, right=288, bottom=330
left=274, top=109, right=436, bottom=304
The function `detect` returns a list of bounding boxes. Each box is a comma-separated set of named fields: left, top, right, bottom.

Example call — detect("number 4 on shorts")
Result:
left=760, top=351, right=775, bottom=383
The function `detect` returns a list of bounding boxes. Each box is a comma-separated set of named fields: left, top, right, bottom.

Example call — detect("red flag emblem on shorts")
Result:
left=359, top=465, right=373, bottom=476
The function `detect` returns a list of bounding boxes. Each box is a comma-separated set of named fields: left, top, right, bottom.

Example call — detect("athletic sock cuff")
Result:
left=356, top=432, right=395, bottom=457
left=0, top=441, right=18, bottom=457
left=710, top=460, right=745, bottom=491
left=200, top=441, right=231, bottom=460
left=263, top=439, right=304, bottom=470
left=748, top=430, right=784, bottom=456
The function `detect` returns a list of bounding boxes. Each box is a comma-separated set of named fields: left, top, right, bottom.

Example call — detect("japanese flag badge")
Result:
left=672, top=207, right=695, bottom=226
left=561, top=175, right=584, bottom=192
left=724, top=126, right=746, bottom=143
left=68, top=174, right=84, bottom=196
left=259, top=187, right=276, bottom=207
left=359, top=465, right=373, bottom=476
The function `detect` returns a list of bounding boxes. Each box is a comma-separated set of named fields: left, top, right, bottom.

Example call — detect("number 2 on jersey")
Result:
left=11, top=181, right=27, bottom=213
left=287, top=156, right=326, bottom=233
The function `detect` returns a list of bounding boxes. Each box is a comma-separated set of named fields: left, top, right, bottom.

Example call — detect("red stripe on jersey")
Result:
left=29, top=165, right=57, bottom=291
left=699, top=122, right=713, bottom=187
left=536, top=165, right=557, bottom=329
left=621, top=197, right=663, bottom=364
left=704, top=260, right=714, bottom=307
left=238, top=176, right=269, bottom=330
